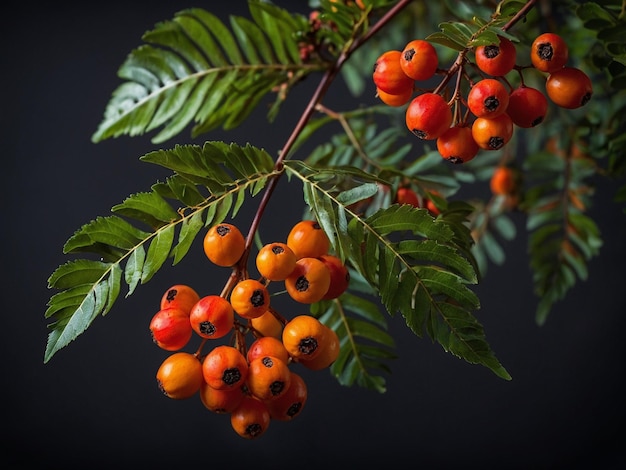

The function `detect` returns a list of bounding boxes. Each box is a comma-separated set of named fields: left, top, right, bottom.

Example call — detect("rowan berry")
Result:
left=247, top=355, right=292, bottom=401
left=203, top=223, right=246, bottom=267
left=282, top=314, right=327, bottom=361
left=425, top=190, right=443, bottom=216
left=545, top=66, right=593, bottom=109
left=159, top=284, right=200, bottom=315
left=230, top=395, right=270, bottom=439
left=247, top=336, right=290, bottom=364
left=372, top=50, right=414, bottom=95
left=530, top=32, right=569, bottom=73
left=319, top=254, right=350, bottom=299
left=255, top=242, right=297, bottom=281
left=156, top=352, right=204, bottom=400
left=250, top=310, right=284, bottom=340
left=490, top=166, right=516, bottom=196
left=395, top=187, right=421, bottom=207
left=474, top=36, right=517, bottom=77
left=471, top=113, right=514, bottom=150
left=229, top=279, right=270, bottom=320
left=266, top=372, right=308, bottom=421
left=467, top=78, right=510, bottom=118
left=202, top=345, right=249, bottom=391
left=189, top=295, right=234, bottom=339
left=299, top=325, right=340, bottom=371
left=376, top=86, right=413, bottom=107
left=199, top=381, right=245, bottom=414
left=149, top=307, right=193, bottom=351
left=405, top=92, right=452, bottom=140
left=436, top=125, right=480, bottom=164
left=285, top=257, right=331, bottom=304
left=507, top=85, right=548, bottom=128
left=400, top=39, right=439, bottom=81
left=287, top=220, right=330, bottom=259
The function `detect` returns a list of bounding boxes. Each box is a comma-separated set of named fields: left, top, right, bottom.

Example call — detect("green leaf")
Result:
left=92, top=3, right=320, bottom=144
left=44, top=142, right=275, bottom=362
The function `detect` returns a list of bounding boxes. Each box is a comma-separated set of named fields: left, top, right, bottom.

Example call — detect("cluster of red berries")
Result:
left=149, top=220, right=349, bottom=439
left=373, top=32, right=593, bottom=164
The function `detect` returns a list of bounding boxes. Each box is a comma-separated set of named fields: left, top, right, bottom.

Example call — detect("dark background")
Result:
left=3, top=2, right=625, bottom=468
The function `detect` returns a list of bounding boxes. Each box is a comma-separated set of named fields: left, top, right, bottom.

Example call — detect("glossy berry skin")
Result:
left=247, top=336, right=290, bottom=364
left=490, top=166, right=516, bottom=195
left=230, top=395, right=271, bottom=439
left=471, top=114, right=514, bottom=151
left=545, top=67, right=593, bottom=109
left=156, top=352, right=203, bottom=400
left=189, top=295, right=234, bottom=339
left=285, top=257, right=331, bottom=304
left=507, top=86, right=548, bottom=128
left=405, top=92, right=452, bottom=140
left=436, top=126, right=480, bottom=164
left=376, top=86, right=413, bottom=107
left=531, top=32, right=569, bottom=73
left=202, top=345, right=249, bottom=391
left=372, top=50, right=414, bottom=95
left=319, top=254, right=350, bottom=300
left=247, top=355, right=292, bottom=401
left=160, top=284, right=200, bottom=315
left=474, top=36, right=517, bottom=77
left=299, top=325, right=340, bottom=371
left=467, top=78, right=510, bottom=118
left=395, top=187, right=421, bottom=207
left=250, top=310, right=284, bottom=340
left=282, top=314, right=327, bottom=361
left=266, top=372, right=308, bottom=421
left=203, top=223, right=246, bottom=267
left=199, top=381, right=245, bottom=414
left=255, top=242, right=297, bottom=281
left=287, top=220, right=330, bottom=259
left=229, top=279, right=270, bottom=320
left=149, top=307, right=193, bottom=351
left=400, top=39, right=438, bottom=81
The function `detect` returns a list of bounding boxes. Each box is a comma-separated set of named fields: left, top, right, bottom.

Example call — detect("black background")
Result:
left=3, top=2, right=625, bottom=468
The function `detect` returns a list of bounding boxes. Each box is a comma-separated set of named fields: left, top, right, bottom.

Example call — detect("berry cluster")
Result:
left=150, top=220, right=349, bottom=439
left=373, top=32, right=593, bottom=165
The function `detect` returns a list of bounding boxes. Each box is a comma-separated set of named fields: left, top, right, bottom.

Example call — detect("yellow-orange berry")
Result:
left=203, top=223, right=246, bottom=267
left=266, top=372, right=308, bottom=421
left=287, top=220, right=330, bottom=259
left=285, top=257, right=331, bottom=304
left=282, top=314, right=327, bottom=361
left=230, top=395, right=270, bottom=439
left=229, top=279, right=270, bottom=320
left=156, top=352, right=203, bottom=400
left=255, top=242, right=297, bottom=281
left=160, top=284, right=200, bottom=315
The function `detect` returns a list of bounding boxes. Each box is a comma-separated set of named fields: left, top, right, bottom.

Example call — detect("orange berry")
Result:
left=545, top=66, right=592, bottom=109
left=250, top=310, right=284, bottom=340
left=436, top=125, right=480, bottom=164
left=247, top=336, right=290, bottom=364
left=287, top=220, right=330, bottom=259
left=199, top=382, right=245, bottom=414
left=156, top=352, right=203, bottom=400
left=149, top=307, right=193, bottom=351
left=203, top=223, right=246, bottom=267
left=474, top=36, right=517, bottom=77
left=467, top=78, right=510, bottom=118
left=255, top=242, right=297, bottom=281
left=372, top=50, right=414, bottom=95
left=285, top=257, right=331, bottom=304
left=395, top=187, right=421, bottom=207
left=319, top=254, right=350, bottom=299
left=471, top=114, right=514, bottom=151
left=159, top=284, right=200, bottom=315
left=376, top=86, right=413, bottom=107
left=229, top=279, right=270, bottom=320
left=202, top=345, right=249, bottom=391
left=189, top=295, right=234, bottom=340
left=230, top=395, right=270, bottom=439
left=400, top=39, right=439, bottom=81
left=507, top=85, right=548, bottom=128
left=247, top=355, right=292, bottom=401
left=405, top=92, right=452, bottom=140
left=530, top=32, right=569, bottom=73
left=282, top=314, right=327, bottom=361
left=299, top=325, right=340, bottom=371
left=490, top=166, right=516, bottom=195
left=266, top=372, right=308, bottom=421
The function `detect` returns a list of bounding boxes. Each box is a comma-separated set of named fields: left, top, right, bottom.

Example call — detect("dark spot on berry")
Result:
left=484, top=96, right=500, bottom=111
left=581, top=92, right=592, bottom=106
left=166, top=289, right=177, bottom=302
left=531, top=115, right=544, bottom=127
left=245, top=423, right=263, bottom=438
left=447, top=156, right=464, bottom=164
left=488, top=136, right=505, bottom=150
left=411, top=128, right=427, bottom=139
left=403, top=48, right=416, bottom=62
left=216, top=225, right=230, bottom=236
left=295, top=275, right=310, bottom=292
left=271, top=245, right=285, bottom=255
left=312, top=222, right=321, bottom=230
left=199, top=321, right=216, bottom=336
left=537, top=42, right=554, bottom=61
left=269, top=380, right=285, bottom=396
left=298, top=336, right=318, bottom=355
left=250, top=289, right=266, bottom=307
left=483, top=44, right=500, bottom=59
left=261, top=356, right=274, bottom=367
left=222, top=367, right=242, bottom=386
left=287, top=402, right=302, bottom=418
